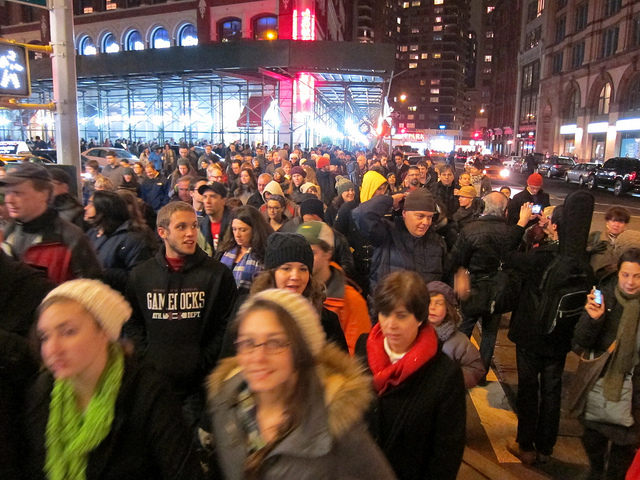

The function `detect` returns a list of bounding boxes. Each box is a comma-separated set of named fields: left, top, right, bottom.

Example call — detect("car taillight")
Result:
left=629, top=171, right=637, bottom=182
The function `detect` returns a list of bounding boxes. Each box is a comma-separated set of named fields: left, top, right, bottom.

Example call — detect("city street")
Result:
left=451, top=165, right=640, bottom=480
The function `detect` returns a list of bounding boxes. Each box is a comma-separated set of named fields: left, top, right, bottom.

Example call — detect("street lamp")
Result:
left=400, top=94, right=407, bottom=101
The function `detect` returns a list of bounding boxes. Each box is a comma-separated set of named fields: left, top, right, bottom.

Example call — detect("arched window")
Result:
left=102, top=33, right=120, bottom=54
left=627, top=77, right=640, bottom=112
left=253, top=16, right=278, bottom=40
left=125, top=30, right=144, bottom=51
left=219, top=18, right=242, bottom=42
left=178, top=24, right=198, bottom=46
left=597, top=83, right=612, bottom=115
left=78, top=36, right=97, bottom=55
left=151, top=27, right=171, bottom=49
left=565, top=88, right=580, bottom=119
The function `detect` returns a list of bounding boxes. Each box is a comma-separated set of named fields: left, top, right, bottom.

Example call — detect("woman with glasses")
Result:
left=206, top=288, right=396, bottom=480
left=264, top=194, right=290, bottom=232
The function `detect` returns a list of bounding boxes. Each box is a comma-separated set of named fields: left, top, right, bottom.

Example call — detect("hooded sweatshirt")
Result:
left=360, top=171, right=387, bottom=203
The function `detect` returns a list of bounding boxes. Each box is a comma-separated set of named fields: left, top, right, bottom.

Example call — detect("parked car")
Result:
left=81, top=147, right=139, bottom=167
left=536, top=155, right=576, bottom=178
left=503, top=156, right=522, bottom=169
left=588, top=157, right=640, bottom=196
left=564, top=163, right=598, bottom=186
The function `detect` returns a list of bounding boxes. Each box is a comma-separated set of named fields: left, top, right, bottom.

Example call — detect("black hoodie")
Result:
left=124, top=246, right=238, bottom=395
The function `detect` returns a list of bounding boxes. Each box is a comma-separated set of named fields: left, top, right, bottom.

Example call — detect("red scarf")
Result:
left=366, top=322, right=438, bottom=395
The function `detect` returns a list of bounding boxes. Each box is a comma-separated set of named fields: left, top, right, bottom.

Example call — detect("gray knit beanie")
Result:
left=335, top=175, right=355, bottom=197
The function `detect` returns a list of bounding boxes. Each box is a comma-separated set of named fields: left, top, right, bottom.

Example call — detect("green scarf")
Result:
left=603, top=287, right=640, bottom=401
left=44, top=343, right=125, bottom=480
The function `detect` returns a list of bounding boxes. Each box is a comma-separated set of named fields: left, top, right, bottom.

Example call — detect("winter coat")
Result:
left=198, top=206, right=233, bottom=256
left=316, top=169, right=337, bottom=205
left=323, top=262, right=371, bottom=355
left=506, top=188, right=551, bottom=226
left=452, top=198, right=483, bottom=230
left=2, top=208, right=103, bottom=285
left=206, top=344, right=398, bottom=480
left=0, top=330, right=39, bottom=480
left=86, top=221, right=154, bottom=293
left=435, top=320, right=485, bottom=388
left=52, top=193, right=85, bottom=230
left=432, top=181, right=459, bottom=219
left=124, top=247, right=238, bottom=396
left=0, top=250, right=54, bottom=337
left=141, top=173, right=170, bottom=212
left=101, top=164, right=125, bottom=188
left=24, top=356, right=203, bottom=480
left=354, top=195, right=447, bottom=290
left=356, top=341, right=466, bottom=480
left=573, top=273, right=640, bottom=445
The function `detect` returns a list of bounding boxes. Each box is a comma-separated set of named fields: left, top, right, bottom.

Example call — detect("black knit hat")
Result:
left=264, top=233, right=314, bottom=271
left=299, top=198, right=325, bottom=219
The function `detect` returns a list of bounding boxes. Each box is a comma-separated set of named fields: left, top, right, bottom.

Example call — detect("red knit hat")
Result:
left=316, top=156, right=330, bottom=169
left=527, top=173, right=543, bottom=187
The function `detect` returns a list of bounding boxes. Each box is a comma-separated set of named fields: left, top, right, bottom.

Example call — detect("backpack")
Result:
left=536, top=190, right=595, bottom=335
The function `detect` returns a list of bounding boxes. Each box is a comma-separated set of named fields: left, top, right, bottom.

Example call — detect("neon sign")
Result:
left=292, top=8, right=316, bottom=40
left=0, top=43, right=30, bottom=98
left=295, top=72, right=315, bottom=113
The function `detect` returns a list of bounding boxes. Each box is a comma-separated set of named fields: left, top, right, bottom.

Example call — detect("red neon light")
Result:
left=292, top=8, right=315, bottom=40
left=295, top=72, right=315, bottom=112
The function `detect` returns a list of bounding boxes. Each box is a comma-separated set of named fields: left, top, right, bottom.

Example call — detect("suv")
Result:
left=588, top=157, right=640, bottom=196
left=536, top=155, right=576, bottom=178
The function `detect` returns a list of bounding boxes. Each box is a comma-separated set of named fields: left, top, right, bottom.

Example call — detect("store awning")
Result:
left=237, top=95, right=274, bottom=128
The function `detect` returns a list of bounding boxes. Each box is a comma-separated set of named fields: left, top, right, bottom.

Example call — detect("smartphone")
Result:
left=531, top=204, right=542, bottom=214
left=594, top=289, right=602, bottom=305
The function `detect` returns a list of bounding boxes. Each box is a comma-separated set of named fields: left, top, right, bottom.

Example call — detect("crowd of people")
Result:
left=1, top=140, right=640, bottom=480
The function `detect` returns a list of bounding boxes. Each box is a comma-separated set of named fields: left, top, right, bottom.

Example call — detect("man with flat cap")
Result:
left=354, top=187, right=447, bottom=290
left=0, top=163, right=102, bottom=284
left=197, top=181, right=232, bottom=256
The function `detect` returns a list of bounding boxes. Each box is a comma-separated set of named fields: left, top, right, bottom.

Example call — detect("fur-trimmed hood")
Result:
left=206, top=342, right=373, bottom=439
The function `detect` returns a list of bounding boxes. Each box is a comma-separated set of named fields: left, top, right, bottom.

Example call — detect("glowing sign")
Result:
left=295, top=73, right=315, bottom=113
left=292, top=8, right=316, bottom=40
left=0, top=43, right=30, bottom=98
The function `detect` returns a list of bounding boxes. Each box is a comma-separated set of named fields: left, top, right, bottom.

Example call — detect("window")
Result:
left=219, top=18, right=242, bottom=42
left=409, top=62, right=418, bottom=68
left=604, top=0, right=622, bottom=17
left=403, top=1, right=409, bottom=6
left=125, top=30, right=144, bottom=51
left=571, top=42, right=584, bottom=68
left=527, top=1, right=537, bottom=21
left=151, top=28, right=170, bottom=49
left=483, top=67, right=492, bottom=74
left=410, top=44, right=419, bottom=50
left=410, top=54, right=419, bottom=59
left=102, top=33, right=119, bottom=53
left=433, top=53, right=441, bottom=58
left=431, top=88, right=440, bottom=94
left=433, top=25, right=442, bottom=31
left=411, top=0, right=421, bottom=5
left=433, top=34, right=442, bottom=41
left=520, top=94, right=538, bottom=121
left=575, top=3, right=588, bottom=32
left=434, top=0, right=443, bottom=4
left=178, top=24, right=198, bottom=46
left=430, top=97, right=439, bottom=103
left=598, top=83, right=612, bottom=115
left=408, top=106, right=417, bottom=111
left=566, top=88, right=580, bottom=118
left=487, top=6, right=495, bottom=13
left=431, top=79, right=440, bottom=85
left=555, top=16, right=566, bottom=43
left=601, top=26, right=619, bottom=58
left=407, top=115, right=414, bottom=120
left=633, top=17, right=640, bottom=47
left=400, top=45, right=408, bottom=52
left=420, top=79, right=427, bottom=85
left=552, top=51, right=563, bottom=74
left=435, top=16, right=442, bottom=22
left=411, top=28, right=420, bottom=33
left=78, top=36, right=96, bottom=55
left=627, top=77, right=640, bottom=111
left=407, top=123, right=416, bottom=128
left=486, top=31, right=494, bottom=38
left=522, top=61, right=540, bottom=89
left=421, top=53, right=428, bottom=59
left=105, top=0, right=117, bottom=10
left=484, top=55, right=492, bottom=62
left=253, top=16, right=277, bottom=40
left=525, top=26, right=542, bottom=50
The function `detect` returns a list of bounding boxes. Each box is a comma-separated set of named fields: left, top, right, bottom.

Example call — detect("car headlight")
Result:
left=500, top=168, right=510, bottom=178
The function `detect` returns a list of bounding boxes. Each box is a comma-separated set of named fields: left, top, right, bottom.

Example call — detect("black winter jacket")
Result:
left=87, top=221, right=154, bottom=293
left=432, top=181, right=459, bottom=219
left=124, top=247, right=238, bottom=395
left=506, top=188, right=550, bottom=226
left=355, top=195, right=447, bottom=290
left=24, top=357, right=203, bottom=480
left=356, top=339, right=466, bottom=480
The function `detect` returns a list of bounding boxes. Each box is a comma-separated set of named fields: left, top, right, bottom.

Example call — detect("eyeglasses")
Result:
left=267, top=206, right=283, bottom=211
left=234, top=338, right=291, bottom=355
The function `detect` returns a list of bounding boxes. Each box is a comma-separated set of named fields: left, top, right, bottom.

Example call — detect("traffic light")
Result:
left=473, top=131, right=480, bottom=139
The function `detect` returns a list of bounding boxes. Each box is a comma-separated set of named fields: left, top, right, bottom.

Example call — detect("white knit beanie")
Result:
left=238, top=289, right=326, bottom=356
left=42, top=279, right=132, bottom=342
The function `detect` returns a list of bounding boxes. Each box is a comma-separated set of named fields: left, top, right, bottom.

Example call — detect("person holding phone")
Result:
left=506, top=173, right=550, bottom=228
left=574, top=247, right=640, bottom=479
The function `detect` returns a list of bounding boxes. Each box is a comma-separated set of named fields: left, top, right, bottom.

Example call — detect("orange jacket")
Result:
left=323, top=262, right=371, bottom=355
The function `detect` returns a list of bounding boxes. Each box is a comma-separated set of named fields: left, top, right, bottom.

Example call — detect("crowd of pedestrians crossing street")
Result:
left=2, top=140, right=640, bottom=479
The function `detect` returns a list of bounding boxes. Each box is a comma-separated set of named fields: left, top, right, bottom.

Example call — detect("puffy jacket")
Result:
left=141, top=173, right=170, bottom=212
left=323, top=262, right=371, bottom=355
left=124, top=246, right=238, bottom=395
left=354, top=195, right=447, bottom=290
left=24, top=357, right=203, bottom=480
left=435, top=320, right=484, bottom=388
left=2, top=208, right=102, bottom=285
left=449, top=215, right=514, bottom=275
left=86, top=221, right=154, bottom=293
left=207, top=344, right=397, bottom=480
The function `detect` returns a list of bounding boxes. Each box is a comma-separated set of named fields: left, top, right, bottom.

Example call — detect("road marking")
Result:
left=469, top=336, right=520, bottom=464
